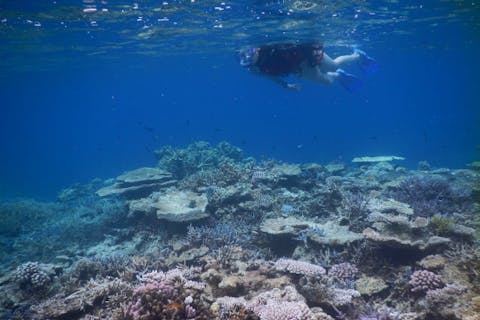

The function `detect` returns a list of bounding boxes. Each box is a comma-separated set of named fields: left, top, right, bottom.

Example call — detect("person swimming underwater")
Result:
left=239, top=41, right=377, bottom=92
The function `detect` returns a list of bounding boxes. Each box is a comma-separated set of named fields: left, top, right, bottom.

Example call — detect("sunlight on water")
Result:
left=0, top=0, right=478, bottom=71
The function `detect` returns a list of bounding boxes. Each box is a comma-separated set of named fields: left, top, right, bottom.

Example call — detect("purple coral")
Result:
left=248, top=286, right=314, bottom=320
left=426, top=284, right=466, bottom=305
left=359, top=306, right=395, bottom=320
left=391, top=174, right=472, bottom=217
left=329, top=262, right=359, bottom=280
left=256, top=301, right=313, bottom=320
left=274, top=258, right=326, bottom=277
left=125, top=268, right=205, bottom=320
left=13, top=262, right=51, bottom=290
left=409, top=270, right=443, bottom=293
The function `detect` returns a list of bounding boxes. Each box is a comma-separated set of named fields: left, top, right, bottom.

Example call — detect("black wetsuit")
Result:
left=253, top=42, right=324, bottom=77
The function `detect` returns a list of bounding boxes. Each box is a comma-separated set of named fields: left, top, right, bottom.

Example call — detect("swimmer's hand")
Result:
left=269, top=77, right=301, bottom=91
left=286, top=83, right=301, bottom=91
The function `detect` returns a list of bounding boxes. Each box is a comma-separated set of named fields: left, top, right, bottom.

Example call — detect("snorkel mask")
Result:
left=239, top=47, right=258, bottom=66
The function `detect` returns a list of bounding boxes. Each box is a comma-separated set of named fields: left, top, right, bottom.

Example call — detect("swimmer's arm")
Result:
left=269, top=76, right=301, bottom=91
left=249, top=67, right=301, bottom=90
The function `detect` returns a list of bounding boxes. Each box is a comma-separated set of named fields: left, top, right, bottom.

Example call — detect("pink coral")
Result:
left=256, top=301, right=313, bottom=320
left=249, top=286, right=313, bottom=320
left=216, top=286, right=315, bottom=320
left=125, top=268, right=205, bottom=320
left=274, top=258, right=326, bottom=277
left=426, top=284, right=466, bottom=305
left=409, top=270, right=443, bottom=293
left=328, top=262, right=358, bottom=280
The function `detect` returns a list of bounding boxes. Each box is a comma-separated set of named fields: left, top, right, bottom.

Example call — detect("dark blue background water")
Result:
left=1, top=11, right=479, bottom=199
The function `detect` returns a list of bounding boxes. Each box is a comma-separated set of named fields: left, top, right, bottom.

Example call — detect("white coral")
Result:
left=274, top=258, right=326, bottom=277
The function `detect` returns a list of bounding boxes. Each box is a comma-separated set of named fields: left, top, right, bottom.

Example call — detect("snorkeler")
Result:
left=239, top=42, right=377, bottom=92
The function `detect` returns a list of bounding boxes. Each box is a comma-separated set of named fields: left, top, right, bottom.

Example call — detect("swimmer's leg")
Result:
left=320, top=53, right=360, bottom=71
left=301, top=65, right=340, bottom=84
left=301, top=66, right=362, bottom=92
left=323, top=51, right=378, bottom=73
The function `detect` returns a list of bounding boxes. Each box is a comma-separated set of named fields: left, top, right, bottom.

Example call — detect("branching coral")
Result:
left=390, top=174, right=472, bottom=217
left=154, top=141, right=243, bottom=179
left=124, top=267, right=209, bottom=320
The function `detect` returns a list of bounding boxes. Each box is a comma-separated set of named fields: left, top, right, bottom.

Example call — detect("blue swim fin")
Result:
left=354, top=48, right=378, bottom=74
left=337, top=69, right=363, bottom=92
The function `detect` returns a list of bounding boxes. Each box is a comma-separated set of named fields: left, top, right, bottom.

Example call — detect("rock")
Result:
left=167, top=246, right=209, bottom=266
left=355, top=276, right=388, bottom=296
left=450, top=224, right=476, bottom=239
left=97, top=167, right=176, bottom=199
left=154, top=190, right=208, bottom=222
left=325, top=163, right=345, bottom=174
left=273, top=163, right=302, bottom=177
left=129, top=190, right=209, bottom=222
left=352, top=156, right=405, bottom=163
left=32, top=278, right=129, bottom=319
left=53, top=255, right=74, bottom=267
left=311, top=308, right=335, bottom=320
left=471, top=295, right=480, bottom=312
left=411, top=217, right=429, bottom=229
left=218, top=275, right=242, bottom=295
left=171, top=240, right=187, bottom=252
left=260, top=217, right=362, bottom=246
left=417, top=254, right=447, bottom=270
left=117, top=167, right=170, bottom=184
left=362, top=228, right=451, bottom=251
left=308, top=221, right=363, bottom=246
left=260, top=217, right=315, bottom=236
left=367, top=198, right=414, bottom=216
left=368, top=212, right=412, bottom=231
left=364, top=211, right=452, bottom=253
left=468, top=161, right=480, bottom=170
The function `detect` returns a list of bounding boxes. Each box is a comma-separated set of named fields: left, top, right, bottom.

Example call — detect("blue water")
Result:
left=1, top=0, right=479, bottom=199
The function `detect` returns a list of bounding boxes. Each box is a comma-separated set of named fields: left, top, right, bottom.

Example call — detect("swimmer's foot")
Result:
left=354, top=48, right=378, bottom=73
left=337, top=69, right=363, bottom=92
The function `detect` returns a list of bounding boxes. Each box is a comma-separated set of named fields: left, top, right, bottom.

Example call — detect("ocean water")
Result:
left=1, top=0, right=478, bottom=199
left=1, top=1, right=480, bottom=320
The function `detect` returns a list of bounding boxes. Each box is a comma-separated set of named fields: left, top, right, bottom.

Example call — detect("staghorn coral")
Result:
left=340, top=190, right=370, bottom=231
left=390, top=174, right=472, bottom=217
left=186, top=222, right=251, bottom=250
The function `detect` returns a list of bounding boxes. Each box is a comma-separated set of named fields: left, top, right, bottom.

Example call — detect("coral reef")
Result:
left=389, top=174, right=473, bottom=217
left=0, top=142, right=478, bottom=320
left=124, top=268, right=210, bottom=320
left=129, top=189, right=209, bottom=222
left=154, top=141, right=243, bottom=179
left=97, top=167, right=176, bottom=199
